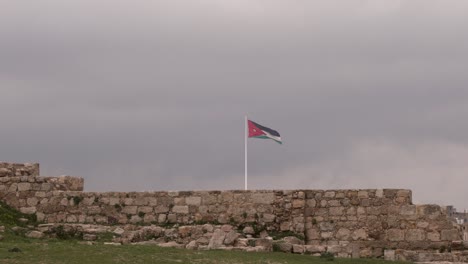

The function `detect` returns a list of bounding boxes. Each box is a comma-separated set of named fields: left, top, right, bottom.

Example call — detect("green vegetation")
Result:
left=0, top=236, right=412, bottom=264
left=0, top=201, right=37, bottom=227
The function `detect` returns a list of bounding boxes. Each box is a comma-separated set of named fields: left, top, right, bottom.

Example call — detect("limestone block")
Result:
left=255, top=238, right=273, bottom=251
left=280, top=221, right=291, bottom=231
left=138, top=206, right=153, bottom=214
left=124, top=198, right=134, bottom=205
left=155, top=205, right=169, bottom=213
left=275, top=242, right=293, bottom=252
left=305, top=245, right=326, bottom=254
left=292, top=199, right=305, bottom=208
left=427, top=232, right=440, bottom=241
left=357, top=191, right=369, bottom=198
left=27, top=197, right=38, bottom=206
left=172, top=206, right=189, bottom=214
left=122, top=206, right=138, bottom=214
left=376, top=189, right=384, bottom=198
left=400, top=205, right=416, bottom=215
left=167, top=214, right=177, bottom=223
left=336, top=228, right=351, bottom=240
left=405, top=229, right=425, bottom=241
left=251, top=193, right=275, bottom=204
left=208, top=229, right=226, bottom=249
left=306, top=229, right=320, bottom=240
left=0, top=168, right=10, bottom=177
left=327, top=200, right=340, bottom=207
left=319, top=222, right=334, bottom=231
left=306, top=199, right=317, bottom=207
left=384, top=249, right=395, bottom=261
left=441, top=229, right=461, bottom=241
left=351, top=229, right=367, bottom=240
left=130, top=215, right=142, bottom=224
left=8, top=183, right=18, bottom=192
left=147, top=197, right=157, bottom=206
left=292, top=244, right=304, bottom=253
left=186, top=240, right=198, bottom=250
left=387, top=229, right=405, bottom=241
left=263, top=213, right=276, bottom=223
left=143, top=214, right=156, bottom=223
left=20, top=207, right=37, bottom=214
left=186, top=196, right=202, bottom=206
left=26, top=231, right=44, bottom=239
left=321, top=232, right=333, bottom=239
left=224, top=230, right=239, bottom=245
left=158, top=214, right=167, bottom=223
left=17, top=182, right=31, bottom=191
left=324, top=191, right=335, bottom=198
left=329, top=207, right=344, bottom=216
left=66, top=215, right=77, bottom=223
left=243, top=226, right=254, bottom=234
left=109, top=197, right=120, bottom=206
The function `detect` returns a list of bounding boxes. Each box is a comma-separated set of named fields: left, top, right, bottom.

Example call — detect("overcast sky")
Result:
left=2, top=0, right=468, bottom=209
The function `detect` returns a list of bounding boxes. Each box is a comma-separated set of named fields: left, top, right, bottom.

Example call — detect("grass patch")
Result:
left=0, top=201, right=37, bottom=228
left=0, top=234, right=413, bottom=264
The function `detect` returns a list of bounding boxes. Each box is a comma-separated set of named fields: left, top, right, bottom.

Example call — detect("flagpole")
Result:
left=245, top=115, right=248, bottom=191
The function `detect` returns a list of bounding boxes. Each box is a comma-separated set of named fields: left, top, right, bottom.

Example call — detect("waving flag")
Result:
left=248, top=120, right=282, bottom=144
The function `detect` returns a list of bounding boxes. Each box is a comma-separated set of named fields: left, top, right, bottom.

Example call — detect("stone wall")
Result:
left=0, top=162, right=464, bottom=260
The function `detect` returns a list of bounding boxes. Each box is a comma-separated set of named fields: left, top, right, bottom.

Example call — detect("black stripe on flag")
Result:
left=251, top=121, right=280, bottom=137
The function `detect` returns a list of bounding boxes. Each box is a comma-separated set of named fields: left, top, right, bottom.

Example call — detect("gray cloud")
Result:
left=1, top=0, right=468, bottom=210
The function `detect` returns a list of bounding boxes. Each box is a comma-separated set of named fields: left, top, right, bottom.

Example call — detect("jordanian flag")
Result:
left=248, top=120, right=282, bottom=144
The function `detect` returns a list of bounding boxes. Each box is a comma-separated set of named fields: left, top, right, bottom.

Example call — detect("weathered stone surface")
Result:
left=275, top=242, right=293, bottom=252
left=406, top=229, right=425, bottom=241
left=283, top=236, right=304, bottom=245
left=224, top=230, right=239, bottom=245
left=255, top=238, right=273, bottom=251
left=352, top=229, right=367, bottom=240
left=251, top=193, right=275, bottom=204
left=305, top=245, right=326, bottom=253
left=387, top=229, right=405, bottom=241
left=186, top=197, right=201, bottom=206
left=208, top=229, right=226, bottom=249
left=186, top=240, right=198, bottom=250
left=26, top=231, right=44, bottom=239
left=172, top=206, right=189, bottom=214
left=292, top=244, right=304, bottom=253
left=441, top=229, right=460, bottom=241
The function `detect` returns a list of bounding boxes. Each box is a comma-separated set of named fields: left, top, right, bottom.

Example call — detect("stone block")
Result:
left=20, top=207, right=37, bottom=214
left=441, top=229, right=461, bottom=241
left=292, top=199, right=305, bottom=208
left=406, top=229, right=425, bottom=241
left=18, top=182, right=32, bottom=191
left=306, top=229, right=320, bottom=240
left=351, top=229, right=367, bottom=240
left=251, top=193, right=275, bottom=204
left=427, top=232, right=440, bottom=242
left=305, top=245, right=326, bottom=254
left=292, top=244, right=304, bottom=253
left=172, top=205, right=189, bottom=214
left=336, top=228, right=351, bottom=240
left=400, top=205, right=416, bottom=215
left=357, top=191, right=368, bottom=198
left=122, top=206, right=138, bottom=214
left=387, top=229, right=405, bottom=241
left=186, top=196, right=202, bottom=206
left=208, top=229, right=225, bottom=249
left=263, top=213, right=276, bottom=223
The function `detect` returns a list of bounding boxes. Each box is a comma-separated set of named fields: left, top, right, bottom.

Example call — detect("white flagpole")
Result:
left=245, top=115, right=248, bottom=191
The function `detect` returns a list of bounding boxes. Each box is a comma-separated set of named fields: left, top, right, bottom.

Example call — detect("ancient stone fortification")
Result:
left=0, top=162, right=465, bottom=262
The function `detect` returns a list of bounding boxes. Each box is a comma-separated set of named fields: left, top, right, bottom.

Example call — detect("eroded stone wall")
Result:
left=0, top=162, right=463, bottom=260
